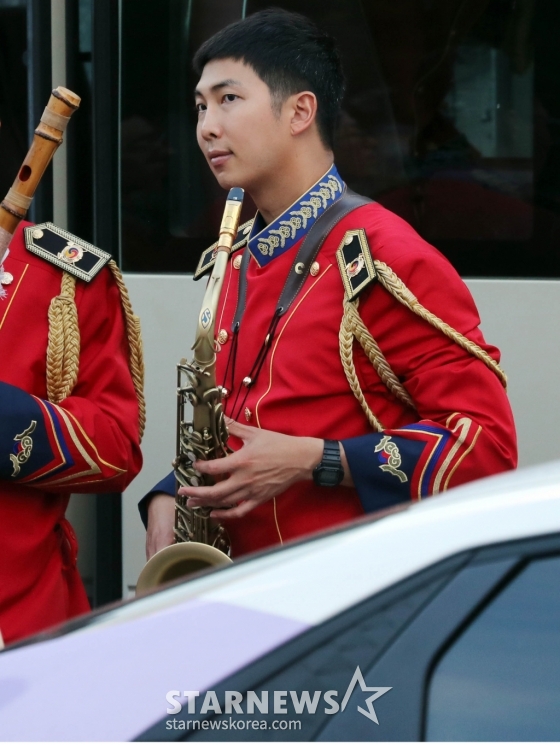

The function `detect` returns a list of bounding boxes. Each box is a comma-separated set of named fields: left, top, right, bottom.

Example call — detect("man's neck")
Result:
left=252, top=150, right=334, bottom=225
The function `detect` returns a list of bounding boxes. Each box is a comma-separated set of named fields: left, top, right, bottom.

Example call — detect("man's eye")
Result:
left=195, top=103, right=206, bottom=113
left=223, top=94, right=238, bottom=103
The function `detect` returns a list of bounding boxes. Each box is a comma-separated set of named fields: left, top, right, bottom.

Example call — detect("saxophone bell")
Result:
left=136, top=188, right=244, bottom=594
left=135, top=542, right=232, bottom=593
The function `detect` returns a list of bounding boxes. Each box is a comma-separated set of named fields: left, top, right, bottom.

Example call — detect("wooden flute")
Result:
left=0, top=86, right=81, bottom=265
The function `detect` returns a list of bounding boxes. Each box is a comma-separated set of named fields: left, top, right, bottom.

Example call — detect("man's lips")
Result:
left=208, top=150, right=232, bottom=167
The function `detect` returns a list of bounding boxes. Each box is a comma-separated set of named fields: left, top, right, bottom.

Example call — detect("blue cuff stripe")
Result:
left=398, top=424, right=450, bottom=497
left=43, top=399, right=74, bottom=470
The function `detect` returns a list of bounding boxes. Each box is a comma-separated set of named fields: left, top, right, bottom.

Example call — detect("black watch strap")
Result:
left=313, top=439, right=344, bottom=487
left=323, top=439, right=341, bottom=463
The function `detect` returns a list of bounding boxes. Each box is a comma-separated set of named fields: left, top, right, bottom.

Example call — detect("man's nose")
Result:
left=199, top=105, right=222, bottom=140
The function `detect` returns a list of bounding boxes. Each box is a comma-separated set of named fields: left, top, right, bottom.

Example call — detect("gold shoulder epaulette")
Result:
left=335, top=228, right=377, bottom=301
left=193, top=219, right=253, bottom=281
left=24, top=222, right=111, bottom=282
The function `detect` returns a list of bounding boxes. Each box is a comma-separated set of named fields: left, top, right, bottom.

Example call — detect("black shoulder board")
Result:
left=193, top=219, right=253, bottom=281
left=335, top=228, right=377, bottom=301
left=24, top=222, right=111, bottom=282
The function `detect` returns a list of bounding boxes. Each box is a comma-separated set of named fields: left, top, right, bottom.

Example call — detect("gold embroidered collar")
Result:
left=247, top=164, right=343, bottom=267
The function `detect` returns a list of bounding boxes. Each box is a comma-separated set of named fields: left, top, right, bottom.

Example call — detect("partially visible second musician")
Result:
left=0, top=89, right=144, bottom=646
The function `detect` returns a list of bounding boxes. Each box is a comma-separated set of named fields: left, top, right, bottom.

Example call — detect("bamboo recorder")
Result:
left=0, top=86, right=81, bottom=265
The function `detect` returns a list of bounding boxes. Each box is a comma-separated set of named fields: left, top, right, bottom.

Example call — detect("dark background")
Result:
left=2, top=1, right=559, bottom=277
left=119, top=0, right=560, bottom=277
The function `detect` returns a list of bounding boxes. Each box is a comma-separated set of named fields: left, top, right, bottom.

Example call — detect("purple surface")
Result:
left=0, top=599, right=308, bottom=741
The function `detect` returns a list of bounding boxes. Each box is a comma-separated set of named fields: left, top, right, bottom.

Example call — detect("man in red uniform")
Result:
left=0, top=220, right=143, bottom=645
left=142, top=9, right=517, bottom=559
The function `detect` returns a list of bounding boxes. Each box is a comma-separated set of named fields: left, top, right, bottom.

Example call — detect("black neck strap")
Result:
left=231, top=188, right=372, bottom=331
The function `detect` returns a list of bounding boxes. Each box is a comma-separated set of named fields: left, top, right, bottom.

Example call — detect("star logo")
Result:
left=340, top=666, right=392, bottom=724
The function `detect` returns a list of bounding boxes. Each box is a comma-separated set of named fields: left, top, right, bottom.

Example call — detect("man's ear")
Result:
left=289, top=91, right=318, bottom=137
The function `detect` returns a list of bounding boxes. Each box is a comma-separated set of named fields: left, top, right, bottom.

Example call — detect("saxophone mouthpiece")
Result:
left=227, top=187, right=244, bottom=202
left=218, top=188, right=245, bottom=249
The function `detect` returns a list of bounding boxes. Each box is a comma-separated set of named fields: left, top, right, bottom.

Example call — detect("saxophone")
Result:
left=136, top=187, right=244, bottom=593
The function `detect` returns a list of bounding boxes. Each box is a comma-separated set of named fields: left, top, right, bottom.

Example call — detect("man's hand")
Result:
left=146, top=492, right=175, bottom=560
left=178, top=419, right=352, bottom=519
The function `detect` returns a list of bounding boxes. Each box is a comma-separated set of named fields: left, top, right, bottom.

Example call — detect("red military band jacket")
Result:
left=143, top=165, right=517, bottom=558
left=0, top=221, right=142, bottom=645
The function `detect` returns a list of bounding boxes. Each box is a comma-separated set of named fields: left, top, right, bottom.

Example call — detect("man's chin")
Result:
left=211, top=165, right=250, bottom=192
left=214, top=172, right=240, bottom=191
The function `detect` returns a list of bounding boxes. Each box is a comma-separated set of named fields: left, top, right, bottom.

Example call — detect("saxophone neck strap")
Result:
left=232, top=188, right=373, bottom=331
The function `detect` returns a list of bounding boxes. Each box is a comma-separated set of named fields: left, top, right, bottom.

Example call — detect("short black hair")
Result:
left=193, top=8, right=345, bottom=149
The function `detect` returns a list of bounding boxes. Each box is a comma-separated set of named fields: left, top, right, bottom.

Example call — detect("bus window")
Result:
left=120, top=0, right=560, bottom=279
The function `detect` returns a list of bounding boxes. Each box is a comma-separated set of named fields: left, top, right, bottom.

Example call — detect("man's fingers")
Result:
left=179, top=476, right=242, bottom=502
left=225, top=418, right=255, bottom=440
left=187, top=485, right=248, bottom=509
left=194, top=447, right=248, bottom=475
left=194, top=458, right=233, bottom=476
left=193, top=423, right=254, bottom=475
left=211, top=498, right=259, bottom=520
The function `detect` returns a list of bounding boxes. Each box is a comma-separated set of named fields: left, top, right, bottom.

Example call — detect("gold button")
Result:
left=244, top=407, right=252, bottom=421
left=1, top=271, right=13, bottom=286
left=242, top=376, right=252, bottom=387
left=233, top=255, right=242, bottom=269
left=217, top=329, right=229, bottom=345
left=310, top=261, right=320, bottom=276
left=32, top=228, right=44, bottom=240
left=243, top=224, right=252, bottom=235
left=344, top=234, right=354, bottom=245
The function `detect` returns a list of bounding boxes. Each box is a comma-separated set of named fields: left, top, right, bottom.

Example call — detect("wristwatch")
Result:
left=312, top=439, right=345, bottom=487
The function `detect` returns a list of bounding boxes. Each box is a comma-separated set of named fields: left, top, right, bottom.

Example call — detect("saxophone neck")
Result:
left=193, top=250, right=229, bottom=365
left=192, top=188, right=244, bottom=363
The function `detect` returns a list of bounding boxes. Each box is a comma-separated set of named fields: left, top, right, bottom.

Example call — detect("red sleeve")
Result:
left=343, top=227, right=517, bottom=512
left=0, top=266, right=142, bottom=493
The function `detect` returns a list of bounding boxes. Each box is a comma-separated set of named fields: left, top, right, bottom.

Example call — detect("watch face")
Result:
left=313, top=441, right=344, bottom=487
left=315, top=466, right=344, bottom=487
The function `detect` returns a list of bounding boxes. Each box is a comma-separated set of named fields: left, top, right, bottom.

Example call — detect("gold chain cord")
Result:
left=108, top=260, right=146, bottom=440
left=46, top=271, right=80, bottom=405
left=46, top=263, right=146, bottom=441
left=339, top=260, right=508, bottom=430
